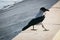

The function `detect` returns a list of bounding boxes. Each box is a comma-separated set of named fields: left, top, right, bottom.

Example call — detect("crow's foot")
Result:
left=43, top=29, right=49, bottom=31
left=31, top=29, right=37, bottom=31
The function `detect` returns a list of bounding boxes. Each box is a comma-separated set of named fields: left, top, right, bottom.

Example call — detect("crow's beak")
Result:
left=46, top=9, right=49, bottom=11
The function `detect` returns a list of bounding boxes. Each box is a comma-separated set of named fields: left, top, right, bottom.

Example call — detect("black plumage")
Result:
left=22, top=15, right=45, bottom=31
left=22, top=7, right=49, bottom=31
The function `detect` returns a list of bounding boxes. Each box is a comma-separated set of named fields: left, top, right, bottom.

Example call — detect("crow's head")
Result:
left=40, top=7, right=49, bottom=12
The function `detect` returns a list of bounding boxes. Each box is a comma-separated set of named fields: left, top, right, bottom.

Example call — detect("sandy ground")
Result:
left=12, top=1, right=60, bottom=40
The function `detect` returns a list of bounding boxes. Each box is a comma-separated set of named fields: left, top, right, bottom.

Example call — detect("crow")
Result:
left=22, top=7, right=49, bottom=31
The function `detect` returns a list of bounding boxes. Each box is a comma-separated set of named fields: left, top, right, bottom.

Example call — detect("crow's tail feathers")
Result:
left=22, top=25, right=31, bottom=31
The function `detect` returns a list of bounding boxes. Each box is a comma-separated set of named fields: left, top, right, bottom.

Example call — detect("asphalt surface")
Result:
left=0, top=0, right=58, bottom=40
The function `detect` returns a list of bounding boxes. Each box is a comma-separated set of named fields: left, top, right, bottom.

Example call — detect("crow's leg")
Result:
left=33, top=25, right=34, bottom=30
left=31, top=25, right=37, bottom=31
left=41, top=23, right=49, bottom=31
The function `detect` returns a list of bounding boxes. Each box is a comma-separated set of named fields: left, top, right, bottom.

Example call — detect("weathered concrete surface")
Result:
left=53, top=30, right=60, bottom=40
left=12, top=1, right=60, bottom=40
left=0, top=0, right=59, bottom=40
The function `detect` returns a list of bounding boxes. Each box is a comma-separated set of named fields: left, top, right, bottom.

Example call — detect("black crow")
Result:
left=22, top=7, right=49, bottom=31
